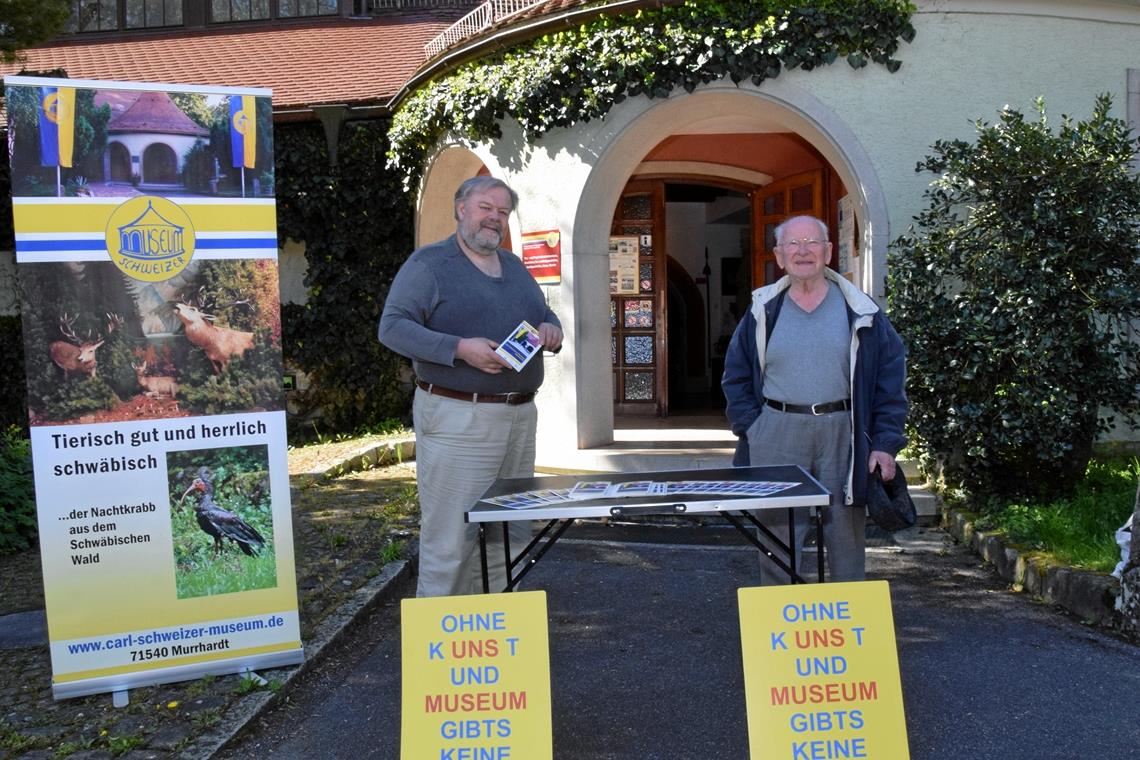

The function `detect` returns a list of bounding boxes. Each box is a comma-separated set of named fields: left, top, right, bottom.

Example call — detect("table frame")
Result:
left=465, top=465, right=831, bottom=593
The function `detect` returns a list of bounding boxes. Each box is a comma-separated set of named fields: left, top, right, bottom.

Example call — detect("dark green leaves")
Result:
left=888, top=95, right=1140, bottom=499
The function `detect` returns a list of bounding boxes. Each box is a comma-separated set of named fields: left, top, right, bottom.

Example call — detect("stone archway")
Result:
left=417, top=146, right=489, bottom=249
left=142, top=143, right=178, bottom=184
left=109, top=142, right=131, bottom=182
left=570, top=82, right=887, bottom=447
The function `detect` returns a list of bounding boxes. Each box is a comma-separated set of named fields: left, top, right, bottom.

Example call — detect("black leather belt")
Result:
left=765, top=398, right=851, bottom=415
left=415, top=379, right=535, bottom=405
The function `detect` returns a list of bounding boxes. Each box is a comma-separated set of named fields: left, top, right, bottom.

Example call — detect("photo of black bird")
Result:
left=178, top=467, right=266, bottom=557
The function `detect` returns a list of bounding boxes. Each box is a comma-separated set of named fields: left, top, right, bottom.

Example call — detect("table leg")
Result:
left=815, top=507, right=825, bottom=581
left=501, top=521, right=513, bottom=593
left=479, top=523, right=490, bottom=594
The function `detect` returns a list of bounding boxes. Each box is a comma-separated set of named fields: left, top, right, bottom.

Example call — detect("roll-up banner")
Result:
left=3, top=76, right=302, bottom=700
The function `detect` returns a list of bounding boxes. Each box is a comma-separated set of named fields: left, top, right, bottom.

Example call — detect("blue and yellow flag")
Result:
left=229, top=95, right=257, bottom=169
left=38, top=86, right=75, bottom=168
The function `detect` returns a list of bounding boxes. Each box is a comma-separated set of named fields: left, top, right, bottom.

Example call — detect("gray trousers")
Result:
left=746, top=407, right=866, bottom=584
left=413, top=388, right=536, bottom=597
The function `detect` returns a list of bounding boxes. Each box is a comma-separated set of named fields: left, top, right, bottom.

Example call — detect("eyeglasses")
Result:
left=779, top=239, right=827, bottom=252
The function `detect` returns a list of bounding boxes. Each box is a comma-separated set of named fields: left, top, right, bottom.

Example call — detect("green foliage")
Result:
left=0, top=425, right=36, bottom=555
left=0, top=316, right=28, bottom=430
left=276, top=120, right=414, bottom=434
left=388, top=0, right=916, bottom=188
left=888, top=95, right=1140, bottom=499
left=4, top=85, right=111, bottom=193
left=973, top=457, right=1139, bottom=571
left=0, top=0, right=70, bottom=63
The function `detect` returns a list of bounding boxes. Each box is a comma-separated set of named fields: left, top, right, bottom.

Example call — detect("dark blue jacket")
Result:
left=721, top=270, right=907, bottom=506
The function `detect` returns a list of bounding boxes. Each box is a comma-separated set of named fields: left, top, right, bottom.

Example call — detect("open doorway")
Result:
left=664, top=183, right=752, bottom=413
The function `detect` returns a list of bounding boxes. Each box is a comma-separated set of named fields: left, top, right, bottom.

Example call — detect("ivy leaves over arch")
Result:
left=388, top=0, right=916, bottom=189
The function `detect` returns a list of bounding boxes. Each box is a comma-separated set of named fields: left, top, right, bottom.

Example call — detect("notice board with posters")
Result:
left=3, top=75, right=302, bottom=700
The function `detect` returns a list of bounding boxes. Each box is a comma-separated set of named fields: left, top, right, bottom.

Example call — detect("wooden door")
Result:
left=610, top=180, right=668, bottom=416
left=750, top=170, right=825, bottom=287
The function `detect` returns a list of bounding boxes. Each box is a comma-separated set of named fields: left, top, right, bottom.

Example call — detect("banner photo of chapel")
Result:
left=3, top=75, right=302, bottom=701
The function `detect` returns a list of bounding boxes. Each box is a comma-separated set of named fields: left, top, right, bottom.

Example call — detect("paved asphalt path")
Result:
left=218, top=522, right=1140, bottom=759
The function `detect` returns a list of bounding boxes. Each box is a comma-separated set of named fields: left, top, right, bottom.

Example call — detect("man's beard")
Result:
left=460, top=222, right=503, bottom=256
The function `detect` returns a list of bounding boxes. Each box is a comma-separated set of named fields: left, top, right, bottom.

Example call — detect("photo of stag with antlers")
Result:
left=19, top=260, right=283, bottom=425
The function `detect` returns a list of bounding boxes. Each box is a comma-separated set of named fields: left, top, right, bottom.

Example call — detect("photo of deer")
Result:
left=19, top=259, right=283, bottom=425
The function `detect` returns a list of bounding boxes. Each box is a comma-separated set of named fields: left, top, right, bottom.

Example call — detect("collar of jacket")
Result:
left=749, top=268, right=880, bottom=374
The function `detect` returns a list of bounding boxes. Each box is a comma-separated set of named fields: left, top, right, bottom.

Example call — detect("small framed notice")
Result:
left=496, top=321, right=543, bottom=371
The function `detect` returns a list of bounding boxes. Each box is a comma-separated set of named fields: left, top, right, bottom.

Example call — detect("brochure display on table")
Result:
left=466, top=465, right=831, bottom=592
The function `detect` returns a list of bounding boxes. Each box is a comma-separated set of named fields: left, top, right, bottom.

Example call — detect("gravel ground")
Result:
left=0, top=438, right=418, bottom=759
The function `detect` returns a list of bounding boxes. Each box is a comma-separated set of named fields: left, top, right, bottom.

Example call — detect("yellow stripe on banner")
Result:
left=12, top=202, right=277, bottom=234
left=242, top=94, right=257, bottom=169
left=57, top=88, right=76, bottom=168
left=51, top=641, right=303, bottom=683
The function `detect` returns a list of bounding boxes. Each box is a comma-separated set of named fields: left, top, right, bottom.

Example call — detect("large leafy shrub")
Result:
left=0, top=426, right=36, bottom=554
left=888, top=95, right=1140, bottom=499
left=276, top=120, right=414, bottom=433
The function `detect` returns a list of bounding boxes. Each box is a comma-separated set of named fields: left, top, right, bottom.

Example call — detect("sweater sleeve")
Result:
left=377, top=256, right=460, bottom=366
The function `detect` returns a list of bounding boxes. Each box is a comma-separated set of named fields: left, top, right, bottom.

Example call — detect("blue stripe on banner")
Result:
left=17, top=239, right=105, bottom=251
left=196, top=238, right=278, bottom=249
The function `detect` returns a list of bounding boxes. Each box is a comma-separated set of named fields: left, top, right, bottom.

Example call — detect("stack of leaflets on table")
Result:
left=495, top=320, right=543, bottom=371
left=482, top=479, right=800, bottom=510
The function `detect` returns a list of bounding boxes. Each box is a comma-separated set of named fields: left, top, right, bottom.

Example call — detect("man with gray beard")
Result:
left=379, top=176, right=562, bottom=596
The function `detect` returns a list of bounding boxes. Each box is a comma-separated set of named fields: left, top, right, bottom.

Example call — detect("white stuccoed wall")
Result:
left=411, top=0, right=1140, bottom=454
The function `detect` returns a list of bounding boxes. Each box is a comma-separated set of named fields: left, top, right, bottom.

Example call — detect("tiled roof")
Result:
left=0, top=12, right=460, bottom=114
left=108, top=90, right=208, bottom=136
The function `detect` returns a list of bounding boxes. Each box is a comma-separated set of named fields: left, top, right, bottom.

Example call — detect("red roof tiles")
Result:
left=108, top=90, right=208, bottom=135
left=1, top=13, right=459, bottom=113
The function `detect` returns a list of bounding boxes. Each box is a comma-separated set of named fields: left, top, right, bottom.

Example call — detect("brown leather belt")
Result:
left=415, top=379, right=535, bottom=405
left=765, top=398, right=851, bottom=415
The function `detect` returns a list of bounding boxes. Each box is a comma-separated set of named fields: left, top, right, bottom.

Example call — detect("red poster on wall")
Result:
left=521, top=229, right=561, bottom=285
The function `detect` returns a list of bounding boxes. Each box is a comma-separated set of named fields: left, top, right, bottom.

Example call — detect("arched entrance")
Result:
left=142, top=143, right=178, bottom=184
left=109, top=142, right=131, bottom=182
left=578, top=83, right=888, bottom=441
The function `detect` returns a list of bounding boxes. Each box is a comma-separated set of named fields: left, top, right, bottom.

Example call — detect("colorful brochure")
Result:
left=496, top=320, right=544, bottom=371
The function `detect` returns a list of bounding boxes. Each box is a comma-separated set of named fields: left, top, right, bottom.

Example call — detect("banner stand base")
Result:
left=112, top=689, right=129, bottom=708
left=241, top=669, right=267, bottom=686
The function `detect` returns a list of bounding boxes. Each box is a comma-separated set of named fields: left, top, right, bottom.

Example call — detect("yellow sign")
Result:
left=401, top=591, right=553, bottom=760
left=738, top=581, right=909, bottom=759
left=104, top=195, right=196, bottom=281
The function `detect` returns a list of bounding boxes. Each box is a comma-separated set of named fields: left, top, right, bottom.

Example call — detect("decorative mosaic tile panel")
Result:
left=611, top=336, right=617, bottom=364
left=624, top=335, right=654, bottom=365
left=609, top=299, right=617, bottom=328
left=624, top=299, right=654, bottom=328
left=640, top=263, right=653, bottom=292
left=624, top=371, right=653, bottom=401
left=620, top=194, right=652, bottom=220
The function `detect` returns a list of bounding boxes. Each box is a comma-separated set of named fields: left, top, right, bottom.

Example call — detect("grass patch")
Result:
left=973, top=456, right=1137, bottom=572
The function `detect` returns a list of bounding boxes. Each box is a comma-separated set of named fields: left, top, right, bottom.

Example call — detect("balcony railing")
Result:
left=424, top=1, right=545, bottom=58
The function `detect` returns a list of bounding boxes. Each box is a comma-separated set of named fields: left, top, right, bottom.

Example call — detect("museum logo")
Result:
left=104, top=195, right=196, bottom=282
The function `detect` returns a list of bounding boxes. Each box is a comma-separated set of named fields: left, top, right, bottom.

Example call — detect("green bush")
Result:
left=0, top=426, right=36, bottom=554
left=0, top=316, right=28, bottom=430
left=888, top=95, right=1140, bottom=499
left=276, top=120, right=414, bottom=434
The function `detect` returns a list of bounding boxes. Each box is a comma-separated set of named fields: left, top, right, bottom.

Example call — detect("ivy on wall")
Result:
left=275, top=119, right=414, bottom=434
left=388, top=0, right=916, bottom=188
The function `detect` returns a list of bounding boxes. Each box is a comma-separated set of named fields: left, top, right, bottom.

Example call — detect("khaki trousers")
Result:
left=413, top=388, right=537, bottom=597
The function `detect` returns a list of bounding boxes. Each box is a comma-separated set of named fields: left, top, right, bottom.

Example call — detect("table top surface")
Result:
left=466, top=464, right=831, bottom=522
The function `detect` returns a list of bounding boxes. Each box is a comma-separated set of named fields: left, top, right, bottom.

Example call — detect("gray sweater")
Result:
left=378, top=235, right=559, bottom=394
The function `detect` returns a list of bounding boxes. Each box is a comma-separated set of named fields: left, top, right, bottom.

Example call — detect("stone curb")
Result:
left=294, top=437, right=417, bottom=483
left=941, top=506, right=1122, bottom=627
left=182, top=542, right=420, bottom=759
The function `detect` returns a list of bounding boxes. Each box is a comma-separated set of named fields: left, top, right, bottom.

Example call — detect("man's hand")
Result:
left=456, top=337, right=511, bottom=374
left=869, top=450, right=896, bottom=481
left=538, top=322, right=563, bottom=352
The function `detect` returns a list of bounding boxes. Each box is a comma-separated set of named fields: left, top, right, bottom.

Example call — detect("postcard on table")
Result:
left=496, top=320, right=544, bottom=371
